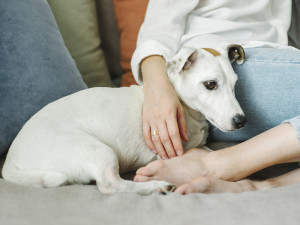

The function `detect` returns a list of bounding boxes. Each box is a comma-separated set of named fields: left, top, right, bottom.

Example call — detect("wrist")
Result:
left=141, top=55, right=169, bottom=85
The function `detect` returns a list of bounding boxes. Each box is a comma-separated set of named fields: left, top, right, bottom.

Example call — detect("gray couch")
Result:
left=1, top=0, right=300, bottom=224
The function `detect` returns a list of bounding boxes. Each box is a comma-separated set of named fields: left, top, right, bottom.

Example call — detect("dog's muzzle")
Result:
left=232, top=114, right=247, bottom=129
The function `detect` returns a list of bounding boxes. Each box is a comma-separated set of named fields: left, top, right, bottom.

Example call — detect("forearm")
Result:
left=212, top=123, right=300, bottom=181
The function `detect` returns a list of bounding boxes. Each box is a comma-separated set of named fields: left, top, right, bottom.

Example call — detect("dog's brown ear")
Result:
left=227, top=44, right=245, bottom=64
left=167, top=47, right=198, bottom=75
left=182, top=49, right=198, bottom=71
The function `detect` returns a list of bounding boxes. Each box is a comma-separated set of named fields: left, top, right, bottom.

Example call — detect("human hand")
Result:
left=141, top=55, right=189, bottom=159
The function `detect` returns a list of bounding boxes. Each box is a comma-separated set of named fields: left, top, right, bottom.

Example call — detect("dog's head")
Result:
left=167, top=44, right=246, bottom=132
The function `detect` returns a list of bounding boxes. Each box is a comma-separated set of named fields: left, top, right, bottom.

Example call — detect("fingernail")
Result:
left=151, top=149, right=157, bottom=154
left=162, top=156, right=167, bottom=160
left=176, top=150, right=183, bottom=156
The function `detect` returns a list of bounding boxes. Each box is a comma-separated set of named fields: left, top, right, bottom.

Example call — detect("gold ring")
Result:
left=151, top=130, right=159, bottom=136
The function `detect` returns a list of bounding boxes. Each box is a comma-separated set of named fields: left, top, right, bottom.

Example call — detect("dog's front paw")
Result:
left=152, top=181, right=176, bottom=195
left=159, top=184, right=177, bottom=195
left=131, top=180, right=177, bottom=195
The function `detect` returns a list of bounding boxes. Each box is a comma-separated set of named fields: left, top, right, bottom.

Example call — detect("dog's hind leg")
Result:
left=114, top=179, right=177, bottom=195
left=87, top=145, right=176, bottom=194
left=96, top=167, right=176, bottom=195
left=2, top=169, right=68, bottom=188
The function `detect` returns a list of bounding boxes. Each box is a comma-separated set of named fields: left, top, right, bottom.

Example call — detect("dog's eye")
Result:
left=203, top=81, right=218, bottom=90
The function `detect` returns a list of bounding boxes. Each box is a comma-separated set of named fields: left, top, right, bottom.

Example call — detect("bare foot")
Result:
left=134, top=148, right=220, bottom=185
left=175, top=167, right=300, bottom=194
left=174, top=176, right=274, bottom=194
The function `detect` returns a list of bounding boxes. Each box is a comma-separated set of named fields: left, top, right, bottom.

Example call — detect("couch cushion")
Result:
left=0, top=0, right=87, bottom=155
left=48, top=0, right=112, bottom=88
left=95, top=0, right=123, bottom=86
left=113, top=0, right=148, bottom=87
left=0, top=178, right=300, bottom=225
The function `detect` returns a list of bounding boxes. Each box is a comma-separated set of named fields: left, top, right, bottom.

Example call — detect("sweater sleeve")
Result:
left=131, top=0, right=199, bottom=84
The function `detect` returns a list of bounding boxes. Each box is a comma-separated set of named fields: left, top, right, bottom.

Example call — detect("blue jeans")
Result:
left=210, top=48, right=300, bottom=142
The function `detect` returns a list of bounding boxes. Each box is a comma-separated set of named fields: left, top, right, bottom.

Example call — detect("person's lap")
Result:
left=210, top=47, right=300, bottom=142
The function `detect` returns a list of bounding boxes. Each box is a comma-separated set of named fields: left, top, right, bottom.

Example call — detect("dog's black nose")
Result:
left=232, top=114, right=247, bottom=129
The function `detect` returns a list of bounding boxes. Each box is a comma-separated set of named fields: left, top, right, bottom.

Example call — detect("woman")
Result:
left=131, top=0, right=300, bottom=194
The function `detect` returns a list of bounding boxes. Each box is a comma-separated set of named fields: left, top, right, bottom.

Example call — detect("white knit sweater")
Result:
left=131, top=0, right=293, bottom=84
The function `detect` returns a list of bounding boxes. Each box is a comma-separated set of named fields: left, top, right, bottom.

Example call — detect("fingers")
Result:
left=143, top=114, right=186, bottom=159
left=151, top=126, right=169, bottom=160
left=141, top=79, right=188, bottom=159
left=143, top=121, right=157, bottom=154
left=166, top=119, right=184, bottom=156
left=157, top=123, right=177, bottom=158
left=177, top=107, right=188, bottom=142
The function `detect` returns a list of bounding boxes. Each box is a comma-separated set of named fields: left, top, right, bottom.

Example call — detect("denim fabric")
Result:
left=210, top=48, right=300, bottom=142
left=282, top=116, right=300, bottom=141
left=0, top=0, right=87, bottom=155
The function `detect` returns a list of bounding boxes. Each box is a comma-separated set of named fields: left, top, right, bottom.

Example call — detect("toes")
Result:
left=134, top=175, right=151, bottom=182
left=136, top=160, right=164, bottom=176
left=175, top=177, right=211, bottom=194
left=135, top=167, right=146, bottom=175
left=175, top=183, right=194, bottom=194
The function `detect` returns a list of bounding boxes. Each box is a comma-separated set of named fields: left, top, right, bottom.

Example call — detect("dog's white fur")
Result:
left=2, top=44, right=245, bottom=195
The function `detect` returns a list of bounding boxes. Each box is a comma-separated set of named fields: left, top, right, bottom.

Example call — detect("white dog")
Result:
left=2, top=44, right=247, bottom=195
